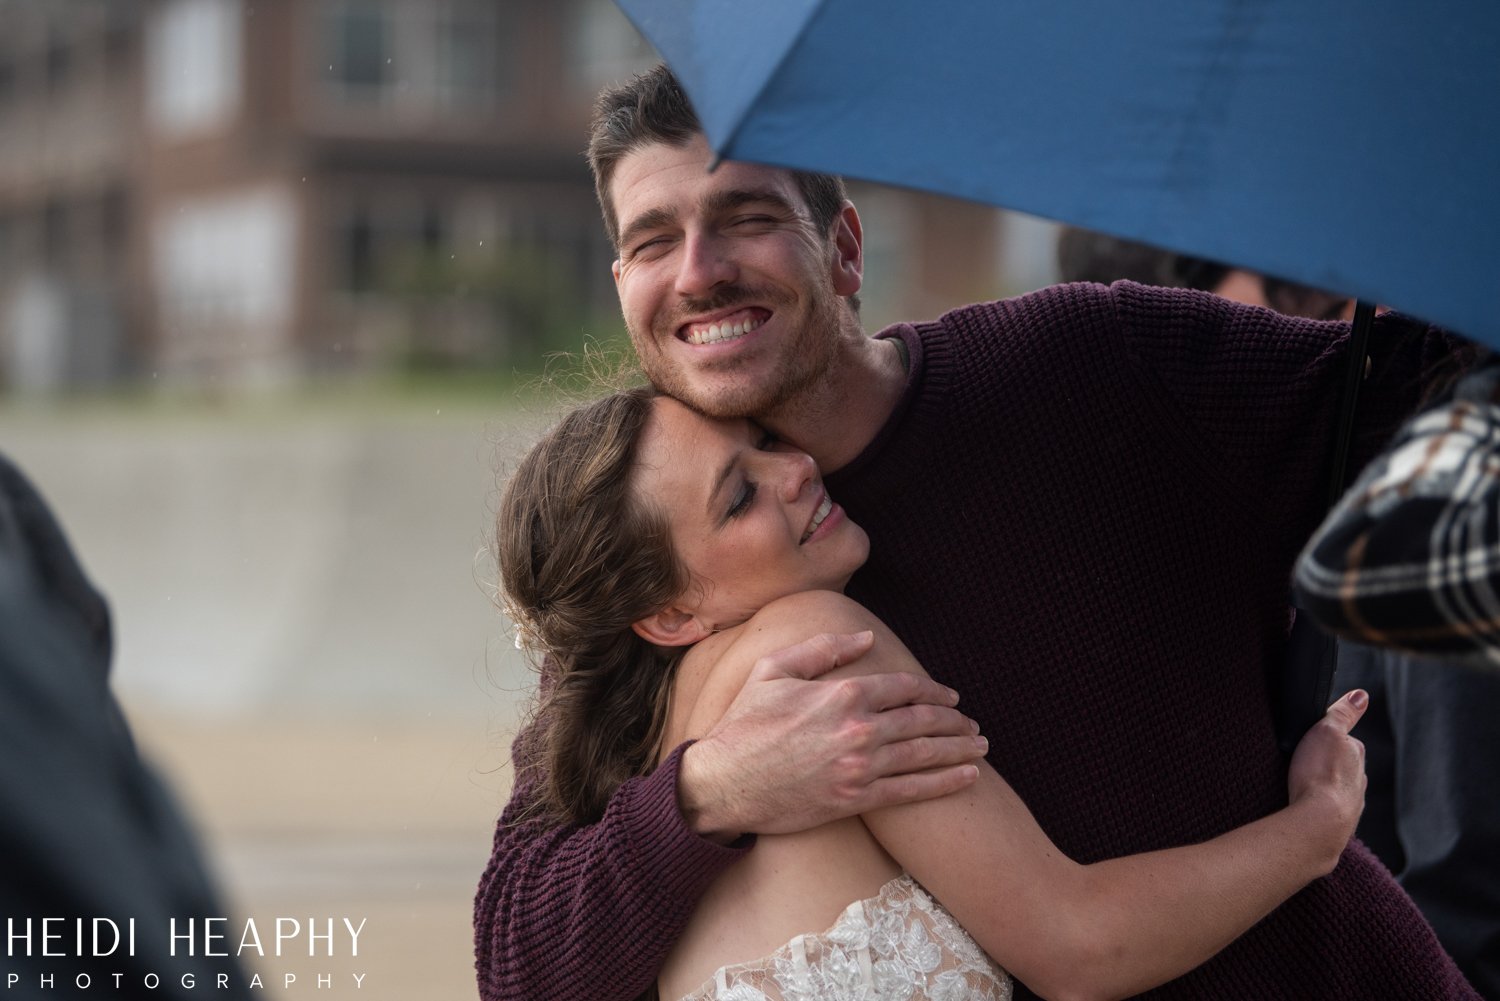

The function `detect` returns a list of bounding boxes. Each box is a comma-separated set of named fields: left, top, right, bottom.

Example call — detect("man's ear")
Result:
left=830, top=202, right=864, bottom=297
left=631, top=605, right=713, bottom=647
left=611, top=258, right=622, bottom=286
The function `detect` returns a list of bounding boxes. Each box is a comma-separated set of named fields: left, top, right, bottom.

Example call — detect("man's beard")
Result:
left=637, top=280, right=846, bottom=421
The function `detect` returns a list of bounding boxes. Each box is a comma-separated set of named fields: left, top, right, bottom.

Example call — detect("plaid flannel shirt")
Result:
left=1294, top=361, right=1500, bottom=667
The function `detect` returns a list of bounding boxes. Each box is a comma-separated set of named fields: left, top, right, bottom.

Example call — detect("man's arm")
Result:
left=474, top=632, right=983, bottom=1001
left=474, top=741, right=747, bottom=1001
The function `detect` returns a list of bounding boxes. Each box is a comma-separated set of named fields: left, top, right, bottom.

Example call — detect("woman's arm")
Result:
left=714, top=591, right=1365, bottom=1001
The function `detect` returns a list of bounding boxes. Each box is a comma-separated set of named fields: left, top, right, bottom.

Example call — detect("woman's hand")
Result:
left=1286, top=689, right=1369, bottom=875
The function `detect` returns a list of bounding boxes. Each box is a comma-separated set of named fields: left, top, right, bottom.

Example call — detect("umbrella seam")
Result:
left=714, top=1, right=828, bottom=163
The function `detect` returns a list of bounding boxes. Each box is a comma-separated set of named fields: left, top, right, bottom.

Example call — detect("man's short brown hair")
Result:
left=587, top=64, right=848, bottom=251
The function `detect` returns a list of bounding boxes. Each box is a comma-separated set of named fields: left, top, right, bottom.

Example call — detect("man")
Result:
left=475, top=67, right=1475, bottom=999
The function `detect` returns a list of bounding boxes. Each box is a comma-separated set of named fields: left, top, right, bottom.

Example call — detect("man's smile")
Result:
left=682, top=308, right=770, bottom=346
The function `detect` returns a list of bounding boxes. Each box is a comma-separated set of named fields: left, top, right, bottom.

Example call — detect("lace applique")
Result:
left=675, top=874, right=1011, bottom=1001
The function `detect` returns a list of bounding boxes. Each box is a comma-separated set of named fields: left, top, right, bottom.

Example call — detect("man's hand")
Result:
left=678, top=630, right=985, bottom=842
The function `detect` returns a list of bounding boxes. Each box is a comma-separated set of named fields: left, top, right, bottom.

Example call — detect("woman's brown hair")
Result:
left=497, top=387, right=689, bottom=826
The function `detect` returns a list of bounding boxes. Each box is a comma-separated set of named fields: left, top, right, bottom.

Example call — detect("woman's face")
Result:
left=632, top=396, right=869, bottom=638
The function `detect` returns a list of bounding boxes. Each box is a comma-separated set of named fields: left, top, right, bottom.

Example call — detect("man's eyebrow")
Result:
left=617, top=206, right=678, bottom=253
left=702, top=187, right=799, bottom=218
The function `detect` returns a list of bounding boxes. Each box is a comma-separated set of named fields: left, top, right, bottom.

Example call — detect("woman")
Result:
left=499, top=388, right=1367, bottom=1001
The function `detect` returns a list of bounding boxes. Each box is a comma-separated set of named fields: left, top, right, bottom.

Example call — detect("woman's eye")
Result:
left=727, top=482, right=757, bottom=519
left=756, top=430, right=777, bottom=451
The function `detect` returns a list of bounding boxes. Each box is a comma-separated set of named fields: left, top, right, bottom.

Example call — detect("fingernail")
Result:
left=1350, top=689, right=1368, bottom=710
left=969, top=718, right=980, bottom=734
left=975, top=735, right=989, bottom=753
left=947, top=687, right=961, bottom=705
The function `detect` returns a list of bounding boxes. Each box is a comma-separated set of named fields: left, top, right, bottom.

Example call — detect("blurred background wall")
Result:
left=0, top=1, right=1064, bottom=997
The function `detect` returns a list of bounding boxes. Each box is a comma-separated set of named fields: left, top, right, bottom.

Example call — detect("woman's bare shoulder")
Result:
left=737, top=589, right=890, bottom=645
left=669, top=591, right=924, bottom=746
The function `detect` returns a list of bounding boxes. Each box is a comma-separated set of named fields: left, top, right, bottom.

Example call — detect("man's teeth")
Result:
left=801, top=494, right=833, bottom=543
left=686, top=315, right=764, bottom=345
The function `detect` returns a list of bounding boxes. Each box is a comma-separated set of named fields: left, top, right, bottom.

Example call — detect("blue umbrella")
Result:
left=616, top=0, right=1500, bottom=347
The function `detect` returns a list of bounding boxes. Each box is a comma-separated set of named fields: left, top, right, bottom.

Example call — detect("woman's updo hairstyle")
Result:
left=497, top=386, right=690, bottom=826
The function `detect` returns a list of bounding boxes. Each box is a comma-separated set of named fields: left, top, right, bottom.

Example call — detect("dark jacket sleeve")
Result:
left=473, top=738, right=750, bottom=1001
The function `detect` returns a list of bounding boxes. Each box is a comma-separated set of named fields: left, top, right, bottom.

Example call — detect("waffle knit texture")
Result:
left=474, top=281, right=1477, bottom=1000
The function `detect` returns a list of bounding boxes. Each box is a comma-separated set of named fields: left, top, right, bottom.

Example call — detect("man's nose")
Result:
left=675, top=232, right=738, bottom=298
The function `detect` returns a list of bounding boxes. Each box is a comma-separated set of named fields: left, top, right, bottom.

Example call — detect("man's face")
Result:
left=609, top=135, right=862, bottom=419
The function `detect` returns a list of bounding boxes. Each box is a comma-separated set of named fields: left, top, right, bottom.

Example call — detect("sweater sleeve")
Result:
left=473, top=739, right=750, bottom=1001
left=1105, top=281, right=1458, bottom=566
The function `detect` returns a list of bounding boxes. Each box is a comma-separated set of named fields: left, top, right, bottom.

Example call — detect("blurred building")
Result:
left=0, top=0, right=1053, bottom=393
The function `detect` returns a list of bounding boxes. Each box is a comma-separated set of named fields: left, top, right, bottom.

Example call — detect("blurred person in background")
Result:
left=1292, top=357, right=1500, bottom=1000
left=0, top=454, right=249, bottom=999
left=1058, top=227, right=1500, bottom=998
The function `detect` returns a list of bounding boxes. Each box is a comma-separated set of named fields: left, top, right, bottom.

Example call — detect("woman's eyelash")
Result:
left=727, top=482, right=757, bottom=519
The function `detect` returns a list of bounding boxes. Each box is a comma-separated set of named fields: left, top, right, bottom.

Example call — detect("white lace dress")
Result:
left=674, top=874, right=1012, bottom=1001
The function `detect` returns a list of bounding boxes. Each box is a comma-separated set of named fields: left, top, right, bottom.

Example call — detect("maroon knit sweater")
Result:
left=475, top=281, right=1477, bottom=1000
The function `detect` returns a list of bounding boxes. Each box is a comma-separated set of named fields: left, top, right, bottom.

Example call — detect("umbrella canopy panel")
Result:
left=620, top=0, right=1500, bottom=346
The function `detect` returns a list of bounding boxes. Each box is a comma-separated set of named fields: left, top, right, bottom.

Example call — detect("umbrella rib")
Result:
left=710, top=0, right=830, bottom=169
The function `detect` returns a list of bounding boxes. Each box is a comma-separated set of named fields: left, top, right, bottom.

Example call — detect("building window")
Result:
left=0, top=211, right=13, bottom=272
left=333, top=197, right=452, bottom=295
left=101, top=187, right=129, bottom=260
left=318, top=0, right=506, bottom=117
left=146, top=0, right=244, bottom=137
left=44, top=25, right=71, bottom=95
left=570, top=0, right=656, bottom=94
left=434, top=3, right=506, bottom=110
left=342, top=207, right=376, bottom=292
left=0, top=49, right=17, bottom=111
left=324, top=3, right=392, bottom=102
left=42, top=197, right=69, bottom=272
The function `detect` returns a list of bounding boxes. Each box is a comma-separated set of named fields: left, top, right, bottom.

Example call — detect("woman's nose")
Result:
left=775, top=450, right=818, bottom=502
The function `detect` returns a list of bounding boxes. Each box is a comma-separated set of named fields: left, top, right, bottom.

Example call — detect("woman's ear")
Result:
left=631, top=606, right=713, bottom=647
